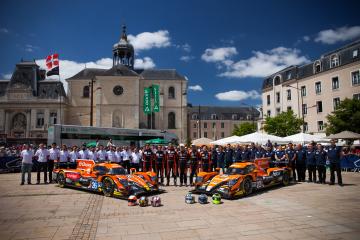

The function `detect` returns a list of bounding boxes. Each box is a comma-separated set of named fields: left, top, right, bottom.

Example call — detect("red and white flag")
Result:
left=46, top=53, right=59, bottom=76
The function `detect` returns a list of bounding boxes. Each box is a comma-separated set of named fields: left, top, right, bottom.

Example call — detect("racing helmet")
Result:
left=212, top=193, right=221, bottom=204
left=138, top=196, right=149, bottom=207
left=185, top=193, right=195, bottom=204
left=198, top=194, right=208, bottom=204
left=128, top=195, right=137, bottom=206
left=150, top=196, right=161, bottom=207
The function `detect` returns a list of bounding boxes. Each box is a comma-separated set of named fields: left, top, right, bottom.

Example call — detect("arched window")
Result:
left=192, top=113, right=198, bottom=120
left=168, top=86, right=175, bottom=99
left=274, top=75, right=281, bottom=85
left=168, top=112, right=176, bottom=129
left=83, top=85, right=90, bottom=98
left=314, top=60, right=322, bottom=73
left=330, top=54, right=339, bottom=68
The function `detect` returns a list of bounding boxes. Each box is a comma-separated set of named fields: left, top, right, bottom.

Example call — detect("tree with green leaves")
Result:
left=232, top=122, right=256, bottom=136
left=326, top=98, right=360, bottom=134
left=263, top=110, right=303, bottom=137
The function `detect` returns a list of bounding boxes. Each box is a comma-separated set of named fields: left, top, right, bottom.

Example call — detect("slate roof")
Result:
left=67, top=66, right=187, bottom=81
left=188, top=106, right=260, bottom=121
left=262, top=39, right=360, bottom=89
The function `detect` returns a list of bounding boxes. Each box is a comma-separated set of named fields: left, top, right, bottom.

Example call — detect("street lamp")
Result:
left=285, top=84, right=305, bottom=133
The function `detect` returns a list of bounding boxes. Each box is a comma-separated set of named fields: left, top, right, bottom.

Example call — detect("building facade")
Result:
left=0, top=61, right=66, bottom=145
left=66, top=26, right=188, bottom=142
left=187, top=105, right=260, bottom=140
left=261, top=40, right=360, bottom=135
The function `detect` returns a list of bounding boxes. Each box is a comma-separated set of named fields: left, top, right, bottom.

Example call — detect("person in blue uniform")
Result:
left=295, top=144, right=306, bottom=182
left=306, top=144, right=316, bottom=183
left=217, top=146, right=225, bottom=173
left=234, top=145, right=242, bottom=163
left=315, top=143, right=327, bottom=184
left=210, top=146, right=218, bottom=171
left=285, top=143, right=297, bottom=181
left=241, top=145, right=251, bottom=162
left=249, top=143, right=257, bottom=161
left=327, top=139, right=343, bottom=186
left=254, top=145, right=264, bottom=159
left=274, top=146, right=286, bottom=167
left=224, top=144, right=233, bottom=170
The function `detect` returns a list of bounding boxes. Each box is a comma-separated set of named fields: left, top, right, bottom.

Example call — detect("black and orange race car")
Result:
left=52, top=159, right=159, bottom=198
left=193, top=158, right=291, bottom=199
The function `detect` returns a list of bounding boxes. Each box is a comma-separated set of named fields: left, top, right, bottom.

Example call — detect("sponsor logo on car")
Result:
left=77, top=159, right=95, bottom=169
left=66, top=172, right=80, bottom=180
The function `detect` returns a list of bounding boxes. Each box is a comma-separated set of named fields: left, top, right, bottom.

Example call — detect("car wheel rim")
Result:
left=58, top=174, right=65, bottom=186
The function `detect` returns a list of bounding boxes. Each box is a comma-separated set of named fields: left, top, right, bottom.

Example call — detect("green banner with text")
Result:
left=143, top=87, right=151, bottom=114
left=152, top=84, right=160, bottom=112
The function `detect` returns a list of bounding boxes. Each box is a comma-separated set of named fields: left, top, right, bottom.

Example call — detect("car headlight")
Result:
left=228, top=179, right=238, bottom=187
left=195, top=176, right=203, bottom=183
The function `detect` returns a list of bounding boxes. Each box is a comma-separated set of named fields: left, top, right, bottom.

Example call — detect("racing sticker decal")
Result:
left=66, top=172, right=81, bottom=180
left=90, top=180, right=100, bottom=190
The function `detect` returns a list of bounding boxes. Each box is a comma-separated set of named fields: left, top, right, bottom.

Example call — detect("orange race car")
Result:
left=52, top=159, right=159, bottom=198
left=193, top=158, right=291, bottom=199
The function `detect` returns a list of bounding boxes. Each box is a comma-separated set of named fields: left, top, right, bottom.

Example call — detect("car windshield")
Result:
left=108, top=167, right=126, bottom=175
left=226, top=167, right=246, bottom=175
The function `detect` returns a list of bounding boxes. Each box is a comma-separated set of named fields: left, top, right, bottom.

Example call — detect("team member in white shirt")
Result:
left=88, top=147, right=99, bottom=162
left=78, top=145, right=90, bottom=159
left=69, top=146, right=79, bottom=168
left=121, top=146, right=131, bottom=173
left=97, top=145, right=108, bottom=162
left=115, top=147, right=123, bottom=164
left=107, top=146, right=116, bottom=162
left=59, top=144, right=70, bottom=169
left=49, top=143, right=60, bottom=183
left=131, top=148, right=142, bottom=172
left=35, top=143, right=50, bottom=184
left=20, top=144, right=34, bottom=185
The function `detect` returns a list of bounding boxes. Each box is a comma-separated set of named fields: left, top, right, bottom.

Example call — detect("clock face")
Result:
left=113, top=85, right=124, bottom=95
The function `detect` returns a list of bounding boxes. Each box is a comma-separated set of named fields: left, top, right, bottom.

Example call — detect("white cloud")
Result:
left=2, top=73, right=12, bottom=79
left=128, top=30, right=171, bottom=51
left=0, top=28, right=9, bottom=34
left=180, top=55, right=195, bottom=62
left=134, top=57, right=156, bottom=69
left=181, top=43, right=191, bottom=52
left=219, top=47, right=309, bottom=78
left=314, top=26, right=360, bottom=44
left=35, top=57, right=155, bottom=91
left=25, top=44, right=39, bottom=52
left=201, top=47, right=237, bottom=62
left=188, top=85, right=203, bottom=91
left=215, top=90, right=261, bottom=101
left=303, top=36, right=310, bottom=42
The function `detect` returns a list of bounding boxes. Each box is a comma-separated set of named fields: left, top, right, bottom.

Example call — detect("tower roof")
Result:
left=113, top=25, right=134, bottom=51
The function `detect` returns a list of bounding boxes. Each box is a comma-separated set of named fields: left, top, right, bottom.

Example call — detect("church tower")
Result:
left=112, top=25, right=134, bottom=69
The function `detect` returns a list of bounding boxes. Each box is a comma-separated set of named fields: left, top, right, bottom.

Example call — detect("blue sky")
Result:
left=1, top=0, right=360, bottom=107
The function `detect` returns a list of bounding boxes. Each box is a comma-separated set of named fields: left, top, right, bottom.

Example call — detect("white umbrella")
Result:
left=210, top=135, right=243, bottom=145
left=191, top=137, right=213, bottom=146
left=283, top=132, right=326, bottom=144
left=234, top=132, right=285, bottom=145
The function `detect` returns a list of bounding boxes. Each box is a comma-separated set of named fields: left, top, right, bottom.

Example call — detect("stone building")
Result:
left=187, top=105, right=260, bottom=140
left=66, top=26, right=188, bottom=142
left=261, top=40, right=360, bottom=135
left=0, top=61, right=66, bottom=145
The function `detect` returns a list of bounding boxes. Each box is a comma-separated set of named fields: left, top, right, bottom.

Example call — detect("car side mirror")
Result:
left=215, top=168, right=221, bottom=173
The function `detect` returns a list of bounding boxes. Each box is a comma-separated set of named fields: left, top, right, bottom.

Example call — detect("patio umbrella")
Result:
left=234, top=132, right=285, bottom=145
left=145, top=138, right=169, bottom=145
left=86, top=142, right=97, bottom=148
left=326, top=131, right=360, bottom=140
left=210, top=135, right=243, bottom=145
left=192, top=137, right=213, bottom=146
left=283, top=132, right=326, bottom=144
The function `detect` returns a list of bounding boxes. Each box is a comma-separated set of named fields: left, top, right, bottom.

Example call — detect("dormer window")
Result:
left=330, top=54, right=339, bottom=68
left=211, top=114, right=217, bottom=120
left=232, top=114, right=237, bottom=120
left=274, top=75, right=281, bottom=85
left=353, top=49, right=359, bottom=58
left=314, top=60, right=321, bottom=73
left=192, top=113, right=198, bottom=120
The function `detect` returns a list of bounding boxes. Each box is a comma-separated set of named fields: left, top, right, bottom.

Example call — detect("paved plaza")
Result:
left=0, top=172, right=359, bottom=240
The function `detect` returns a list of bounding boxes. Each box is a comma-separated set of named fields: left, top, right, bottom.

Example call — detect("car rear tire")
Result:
left=282, top=171, right=290, bottom=186
left=242, top=177, right=253, bottom=196
left=57, top=172, right=66, bottom=188
left=102, top=177, right=115, bottom=197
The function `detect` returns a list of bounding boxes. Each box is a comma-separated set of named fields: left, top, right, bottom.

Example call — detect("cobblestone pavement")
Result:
left=0, top=172, right=359, bottom=240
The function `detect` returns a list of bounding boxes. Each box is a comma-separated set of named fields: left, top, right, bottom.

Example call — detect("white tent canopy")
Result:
left=210, top=135, right=243, bottom=145
left=283, top=132, right=327, bottom=144
left=234, top=132, right=285, bottom=145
